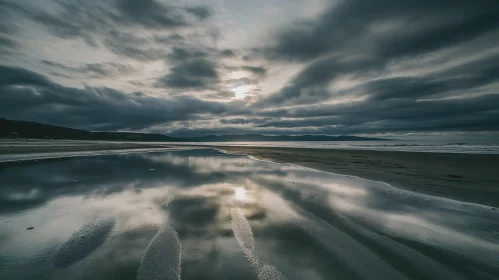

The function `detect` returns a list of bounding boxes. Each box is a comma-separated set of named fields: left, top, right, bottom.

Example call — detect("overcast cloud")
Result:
left=1, top=0, right=498, bottom=137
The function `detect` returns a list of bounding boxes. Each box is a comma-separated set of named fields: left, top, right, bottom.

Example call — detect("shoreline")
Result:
left=218, top=146, right=499, bottom=207
left=1, top=141, right=498, bottom=207
left=0, top=141, right=176, bottom=162
left=0, top=141, right=173, bottom=154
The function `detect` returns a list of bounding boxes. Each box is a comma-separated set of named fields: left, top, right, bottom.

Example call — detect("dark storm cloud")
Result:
left=167, top=91, right=499, bottom=136
left=0, top=1, right=21, bottom=54
left=256, top=93, right=499, bottom=134
left=35, top=0, right=211, bottom=34
left=116, top=0, right=211, bottom=28
left=260, top=50, right=499, bottom=107
left=266, top=94, right=499, bottom=120
left=219, top=118, right=270, bottom=125
left=0, top=34, right=19, bottom=54
left=0, top=65, right=52, bottom=87
left=167, top=47, right=209, bottom=62
left=0, top=35, right=17, bottom=48
left=185, top=6, right=212, bottom=20
left=42, top=60, right=135, bottom=78
left=0, top=1, right=21, bottom=32
left=265, top=0, right=499, bottom=61
left=220, top=49, right=236, bottom=57
left=258, top=0, right=499, bottom=107
left=0, top=65, right=230, bottom=130
left=242, top=66, right=267, bottom=76
left=4, top=0, right=213, bottom=59
left=166, top=46, right=239, bottom=63
left=365, top=65, right=499, bottom=102
left=102, top=30, right=169, bottom=61
left=256, top=55, right=384, bottom=106
left=322, top=52, right=499, bottom=102
left=153, top=33, right=185, bottom=44
left=155, top=58, right=219, bottom=89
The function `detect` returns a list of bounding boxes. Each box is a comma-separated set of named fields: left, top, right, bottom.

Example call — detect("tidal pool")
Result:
left=0, top=149, right=498, bottom=280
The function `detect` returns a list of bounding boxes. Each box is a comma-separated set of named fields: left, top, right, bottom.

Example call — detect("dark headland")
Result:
left=0, top=118, right=384, bottom=142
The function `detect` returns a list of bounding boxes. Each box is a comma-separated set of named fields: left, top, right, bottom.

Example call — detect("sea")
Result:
left=2, top=139, right=499, bottom=154
left=163, top=140, right=499, bottom=154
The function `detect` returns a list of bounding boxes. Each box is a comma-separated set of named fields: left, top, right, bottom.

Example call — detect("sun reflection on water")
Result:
left=234, top=187, right=247, bottom=202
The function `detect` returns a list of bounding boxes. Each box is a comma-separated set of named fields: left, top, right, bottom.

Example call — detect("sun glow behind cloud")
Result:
left=231, top=85, right=251, bottom=99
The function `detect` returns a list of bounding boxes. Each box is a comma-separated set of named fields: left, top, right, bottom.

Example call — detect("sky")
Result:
left=1, top=0, right=499, bottom=138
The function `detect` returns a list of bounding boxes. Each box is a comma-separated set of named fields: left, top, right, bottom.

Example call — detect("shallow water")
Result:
left=0, top=149, right=498, bottom=280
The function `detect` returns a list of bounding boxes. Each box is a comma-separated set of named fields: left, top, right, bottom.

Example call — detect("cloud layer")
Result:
left=1, top=0, right=499, bottom=137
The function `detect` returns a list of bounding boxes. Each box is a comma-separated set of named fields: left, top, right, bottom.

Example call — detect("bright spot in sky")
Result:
left=231, top=85, right=251, bottom=99
left=234, top=187, right=247, bottom=202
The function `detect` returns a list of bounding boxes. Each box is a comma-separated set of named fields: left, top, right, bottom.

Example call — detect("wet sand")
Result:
left=1, top=148, right=498, bottom=279
left=0, top=140, right=181, bottom=163
left=219, top=146, right=499, bottom=207
left=0, top=140, right=173, bottom=155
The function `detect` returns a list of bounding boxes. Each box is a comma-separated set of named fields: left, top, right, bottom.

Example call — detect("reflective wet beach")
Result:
left=1, top=149, right=498, bottom=280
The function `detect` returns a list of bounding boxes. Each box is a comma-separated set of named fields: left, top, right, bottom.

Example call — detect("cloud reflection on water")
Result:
left=0, top=149, right=498, bottom=280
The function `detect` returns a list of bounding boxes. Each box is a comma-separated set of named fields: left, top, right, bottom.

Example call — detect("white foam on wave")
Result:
left=231, top=208, right=289, bottom=280
left=52, top=217, right=116, bottom=268
left=137, top=223, right=181, bottom=280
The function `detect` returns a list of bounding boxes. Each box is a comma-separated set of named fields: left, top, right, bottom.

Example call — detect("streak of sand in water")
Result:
left=52, top=217, right=116, bottom=268
left=231, top=208, right=289, bottom=280
left=137, top=223, right=181, bottom=280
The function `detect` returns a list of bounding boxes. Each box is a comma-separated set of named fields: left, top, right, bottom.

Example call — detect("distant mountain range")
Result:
left=189, top=134, right=384, bottom=142
left=0, top=118, right=385, bottom=142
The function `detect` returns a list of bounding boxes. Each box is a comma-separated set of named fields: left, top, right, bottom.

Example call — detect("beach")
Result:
left=0, top=140, right=173, bottom=155
left=1, top=143, right=499, bottom=279
left=1, top=140, right=498, bottom=208
left=0, top=140, right=178, bottom=162
left=219, top=146, right=499, bottom=207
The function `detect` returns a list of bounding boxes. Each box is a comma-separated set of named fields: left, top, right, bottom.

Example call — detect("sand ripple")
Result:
left=231, top=208, right=289, bottom=280
left=137, top=223, right=181, bottom=280
left=52, top=217, right=115, bottom=268
left=296, top=214, right=409, bottom=280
